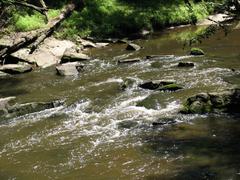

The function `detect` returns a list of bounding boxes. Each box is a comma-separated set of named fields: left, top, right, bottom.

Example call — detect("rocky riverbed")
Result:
left=0, top=20, right=240, bottom=179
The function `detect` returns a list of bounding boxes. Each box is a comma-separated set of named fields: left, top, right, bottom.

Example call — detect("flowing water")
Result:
left=0, top=24, right=240, bottom=179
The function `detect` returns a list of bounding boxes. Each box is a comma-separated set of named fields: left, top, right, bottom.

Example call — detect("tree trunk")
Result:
left=0, top=1, right=84, bottom=63
left=30, top=2, right=77, bottom=53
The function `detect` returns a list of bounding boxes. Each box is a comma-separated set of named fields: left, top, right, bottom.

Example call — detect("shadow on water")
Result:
left=140, top=115, right=240, bottom=179
left=0, top=77, right=28, bottom=97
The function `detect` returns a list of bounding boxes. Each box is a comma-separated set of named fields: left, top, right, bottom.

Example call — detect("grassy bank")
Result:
left=11, top=0, right=217, bottom=39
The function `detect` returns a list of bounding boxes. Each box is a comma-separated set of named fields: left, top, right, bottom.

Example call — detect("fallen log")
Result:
left=0, top=31, right=42, bottom=64
left=0, top=1, right=84, bottom=64
left=30, top=2, right=77, bottom=54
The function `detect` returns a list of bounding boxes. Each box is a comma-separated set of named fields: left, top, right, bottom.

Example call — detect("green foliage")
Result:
left=10, top=0, right=219, bottom=38
left=14, top=13, right=45, bottom=31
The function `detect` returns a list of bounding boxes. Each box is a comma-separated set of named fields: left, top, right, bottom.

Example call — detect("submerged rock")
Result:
left=180, top=89, right=240, bottom=114
left=61, top=51, right=91, bottom=64
left=158, top=84, right=183, bottom=92
left=118, top=58, right=141, bottom=64
left=190, top=48, right=205, bottom=56
left=151, top=61, right=162, bottom=68
left=56, top=62, right=84, bottom=76
left=136, top=92, right=167, bottom=109
left=0, top=98, right=63, bottom=120
left=152, top=118, right=177, bottom=126
left=0, top=64, right=32, bottom=74
left=126, top=43, right=141, bottom=51
left=117, top=120, right=138, bottom=129
left=0, top=71, right=10, bottom=77
left=120, top=78, right=136, bottom=90
left=178, top=62, right=195, bottom=67
left=146, top=55, right=174, bottom=61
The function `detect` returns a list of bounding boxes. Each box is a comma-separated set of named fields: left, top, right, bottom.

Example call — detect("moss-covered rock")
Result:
left=190, top=48, right=205, bottom=56
left=157, top=84, right=183, bottom=92
left=180, top=89, right=240, bottom=114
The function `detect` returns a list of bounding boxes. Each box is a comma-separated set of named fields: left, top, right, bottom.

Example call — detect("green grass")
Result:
left=11, top=0, right=217, bottom=38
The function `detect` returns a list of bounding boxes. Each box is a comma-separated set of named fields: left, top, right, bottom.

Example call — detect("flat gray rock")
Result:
left=56, top=62, right=84, bottom=76
left=61, top=51, right=90, bottom=64
left=0, top=64, right=32, bottom=74
left=118, top=58, right=141, bottom=64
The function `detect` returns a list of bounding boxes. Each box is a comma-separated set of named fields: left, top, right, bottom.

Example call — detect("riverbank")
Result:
left=7, top=0, right=217, bottom=39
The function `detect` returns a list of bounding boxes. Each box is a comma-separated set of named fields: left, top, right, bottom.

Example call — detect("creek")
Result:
left=0, top=24, right=240, bottom=179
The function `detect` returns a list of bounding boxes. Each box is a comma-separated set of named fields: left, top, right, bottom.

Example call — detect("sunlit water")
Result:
left=0, top=25, right=240, bottom=179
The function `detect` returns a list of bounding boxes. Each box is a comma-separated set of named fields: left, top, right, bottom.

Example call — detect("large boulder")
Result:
left=0, top=64, right=32, bottom=74
left=56, top=62, right=84, bottom=76
left=8, top=37, right=76, bottom=68
left=126, top=43, right=141, bottom=51
left=180, top=89, right=240, bottom=114
left=60, top=50, right=91, bottom=64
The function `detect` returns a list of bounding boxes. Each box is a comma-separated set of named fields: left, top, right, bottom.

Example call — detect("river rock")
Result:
left=76, top=37, right=97, bottom=48
left=158, top=84, right=183, bottom=91
left=117, top=120, right=138, bottom=129
left=0, top=64, right=32, bottom=74
left=197, top=13, right=233, bottom=26
left=178, top=62, right=195, bottom=67
left=151, top=61, right=162, bottom=68
left=146, top=55, right=174, bottom=60
left=152, top=118, right=177, bottom=126
left=120, top=77, right=136, bottom=90
left=60, top=51, right=91, bottom=64
left=118, top=58, right=141, bottom=64
left=0, top=98, right=63, bottom=120
left=190, top=48, right=205, bottom=56
left=56, top=62, right=84, bottom=76
left=180, top=89, right=240, bottom=114
left=0, top=71, right=10, bottom=77
left=139, top=80, right=177, bottom=90
left=136, top=92, right=167, bottom=109
left=126, top=43, right=141, bottom=51
left=96, top=43, right=109, bottom=48
left=0, top=97, right=16, bottom=116
left=9, top=38, right=76, bottom=68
